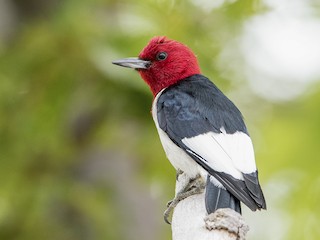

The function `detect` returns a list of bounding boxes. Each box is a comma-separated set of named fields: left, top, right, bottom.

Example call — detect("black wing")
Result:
left=156, top=74, right=266, bottom=211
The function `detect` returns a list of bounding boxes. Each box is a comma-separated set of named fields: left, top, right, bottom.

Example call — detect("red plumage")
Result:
left=138, top=36, right=201, bottom=95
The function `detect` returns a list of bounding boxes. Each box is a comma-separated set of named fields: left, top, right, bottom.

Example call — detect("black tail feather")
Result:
left=187, top=148, right=265, bottom=211
left=205, top=176, right=241, bottom=214
left=243, top=172, right=267, bottom=209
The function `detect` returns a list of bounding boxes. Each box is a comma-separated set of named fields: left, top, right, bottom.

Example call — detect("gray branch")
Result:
left=171, top=174, right=249, bottom=240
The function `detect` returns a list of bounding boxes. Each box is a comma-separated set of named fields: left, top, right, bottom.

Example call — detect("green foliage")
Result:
left=0, top=0, right=319, bottom=239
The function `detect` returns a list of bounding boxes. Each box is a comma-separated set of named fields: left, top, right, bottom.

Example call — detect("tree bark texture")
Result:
left=171, top=174, right=249, bottom=240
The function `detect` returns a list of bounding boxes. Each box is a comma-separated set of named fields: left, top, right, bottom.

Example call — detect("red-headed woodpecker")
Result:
left=112, top=36, right=266, bottom=223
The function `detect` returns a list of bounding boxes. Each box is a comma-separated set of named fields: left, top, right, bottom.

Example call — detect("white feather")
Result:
left=182, top=130, right=257, bottom=180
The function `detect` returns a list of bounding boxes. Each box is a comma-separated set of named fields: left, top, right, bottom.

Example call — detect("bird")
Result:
left=112, top=36, right=266, bottom=223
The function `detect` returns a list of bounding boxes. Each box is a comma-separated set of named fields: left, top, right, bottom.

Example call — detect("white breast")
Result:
left=152, top=91, right=204, bottom=179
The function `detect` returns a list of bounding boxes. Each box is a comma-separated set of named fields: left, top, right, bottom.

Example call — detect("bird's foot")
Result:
left=164, top=174, right=205, bottom=224
left=175, top=169, right=184, bottom=180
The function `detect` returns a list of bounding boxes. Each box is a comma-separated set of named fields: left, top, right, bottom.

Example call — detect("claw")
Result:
left=164, top=198, right=178, bottom=224
left=176, top=169, right=184, bottom=180
left=163, top=175, right=206, bottom=224
left=163, top=207, right=172, bottom=225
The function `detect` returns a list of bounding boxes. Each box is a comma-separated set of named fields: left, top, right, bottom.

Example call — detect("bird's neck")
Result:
left=140, top=68, right=201, bottom=96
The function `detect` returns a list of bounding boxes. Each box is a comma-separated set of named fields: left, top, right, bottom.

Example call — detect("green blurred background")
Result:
left=1, top=0, right=320, bottom=239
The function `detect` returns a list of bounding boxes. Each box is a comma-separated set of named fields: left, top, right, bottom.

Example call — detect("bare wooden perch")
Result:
left=171, top=193, right=249, bottom=240
left=170, top=173, right=249, bottom=240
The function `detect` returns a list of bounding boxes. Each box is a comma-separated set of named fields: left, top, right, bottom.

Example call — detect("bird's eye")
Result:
left=156, top=52, right=168, bottom=61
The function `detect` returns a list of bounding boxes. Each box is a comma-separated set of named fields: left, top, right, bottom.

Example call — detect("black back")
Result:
left=156, top=74, right=266, bottom=211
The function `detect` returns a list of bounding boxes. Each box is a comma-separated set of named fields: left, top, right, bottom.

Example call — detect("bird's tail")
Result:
left=205, top=175, right=241, bottom=214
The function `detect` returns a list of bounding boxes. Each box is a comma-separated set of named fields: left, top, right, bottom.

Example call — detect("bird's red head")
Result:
left=138, top=36, right=201, bottom=95
left=113, top=36, right=201, bottom=96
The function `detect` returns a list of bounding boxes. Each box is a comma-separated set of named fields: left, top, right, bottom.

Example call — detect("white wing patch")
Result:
left=182, top=130, right=257, bottom=180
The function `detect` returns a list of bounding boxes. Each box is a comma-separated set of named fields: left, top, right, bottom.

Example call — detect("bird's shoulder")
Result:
left=156, top=74, right=248, bottom=136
